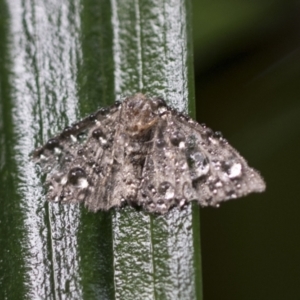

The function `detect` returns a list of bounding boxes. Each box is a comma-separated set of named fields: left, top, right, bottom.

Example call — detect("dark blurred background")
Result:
left=192, top=0, right=300, bottom=299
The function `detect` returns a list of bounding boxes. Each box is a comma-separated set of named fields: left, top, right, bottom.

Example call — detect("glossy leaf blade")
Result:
left=0, top=0, right=202, bottom=298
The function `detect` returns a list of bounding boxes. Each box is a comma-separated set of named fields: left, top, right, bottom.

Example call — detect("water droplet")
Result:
left=99, top=107, right=109, bottom=115
left=114, top=100, right=121, bottom=107
left=156, top=200, right=167, bottom=211
left=40, top=154, right=48, bottom=161
left=92, top=128, right=104, bottom=139
left=45, top=138, right=59, bottom=150
left=228, top=163, right=242, bottom=178
left=170, top=131, right=185, bottom=146
left=189, top=152, right=210, bottom=179
left=60, top=176, right=68, bottom=185
left=64, top=154, right=73, bottom=162
left=157, top=199, right=164, bottom=205
left=100, top=137, right=108, bottom=146
left=180, top=162, right=188, bottom=171
left=149, top=202, right=155, bottom=209
left=93, top=164, right=102, bottom=174
left=179, top=141, right=186, bottom=149
left=179, top=199, right=186, bottom=207
left=70, top=134, right=77, bottom=143
left=186, top=135, right=197, bottom=149
left=54, top=147, right=62, bottom=155
left=152, top=97, right=166, bottom=108
left=183, top=182, right=194, bottom=199
left=77, top=131, right=88, bottom=143
left=213, top=131, right=223, bottom=139
left=91, top=162, right=98, bottom=170
left=156, top=138, right=166, bottom=148
left=148, top=184, right=156, bottom=194
left=215, top=181, right=223, bottom=188
left=88, top=113, right=96, bottom=121
left=222, top=161, right=242, bottom=179
left=61, top=126, right=73, bottom=137
left=158, top=181, right=175, bottom=200
left=68, top=167, right=87, bottom=185
left=203, top=128, right=213, bottom=137
left=226, top=190, right=237, bottom=198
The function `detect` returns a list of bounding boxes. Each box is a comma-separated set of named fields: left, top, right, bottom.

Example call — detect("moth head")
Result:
left=124, top=93, right=165, bottom=136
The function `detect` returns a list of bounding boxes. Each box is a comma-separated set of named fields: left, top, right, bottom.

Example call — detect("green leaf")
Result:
left=0, top=0, right=202, bottom=298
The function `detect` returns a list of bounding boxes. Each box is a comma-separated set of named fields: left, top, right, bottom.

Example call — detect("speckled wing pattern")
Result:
left=32, top=94, right=265, bottom=214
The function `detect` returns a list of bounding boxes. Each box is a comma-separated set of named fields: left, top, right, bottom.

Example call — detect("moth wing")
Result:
left=138, top=114, right=196, bottom=214
left=172, top=112, right=266, bottom=207
left=32, top=104, right=122, bottom=211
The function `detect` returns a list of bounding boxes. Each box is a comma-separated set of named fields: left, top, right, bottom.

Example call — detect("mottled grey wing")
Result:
left=138, top=113, right=197, bottom=214
left=172, top=111, right=265, bottom=207
left=32, top=103, right=122, bottom=211
left=138, top=109, right=265, bottom=213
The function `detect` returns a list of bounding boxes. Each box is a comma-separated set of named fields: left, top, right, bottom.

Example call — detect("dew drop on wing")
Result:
left=45, top=138, right=60, bottom=150
left=156, top=138, right=166, bottom=148
left=222, top=160, right=242, bottom=179
left=213, top=131, right=223, bottom=139
left=189, top=152, right=210, bottom=180
left=77, top=149, right=84, bottom=156
left=61, top=126, right=73, bottom=137
left=64, top=154, right=74, bottom=162
left=152, top=97, right=167, bottom=108
left=156, top=199, right=167, bottom=211
left=158, top=181, right=175, bottom=200
left=92, top=128, right=104, bottom=139
left=170, top=130, right=185, bottom=146
left=203, top=127, right=213, bottom=137
left=88, top=113, right=96, bottom=121
left=77, top=131, right=88, bottom=143
left=183, top=182, right=195, bottom=200
left=68, top=167, right=87, bottom=185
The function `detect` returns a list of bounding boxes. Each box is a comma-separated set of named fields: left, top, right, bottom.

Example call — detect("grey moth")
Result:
left=33, top=94, right=265, bottom=214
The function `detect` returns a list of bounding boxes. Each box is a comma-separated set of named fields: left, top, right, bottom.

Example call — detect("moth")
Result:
left=33, top=93, right=265, bottom=214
